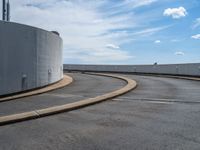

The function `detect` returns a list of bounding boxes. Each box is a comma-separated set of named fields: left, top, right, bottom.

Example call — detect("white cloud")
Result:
left=192, top=18, right=200, bottom=29
left=109, top=0, right=157, bottom=13
left=191, top=34, right=200, bottom=39
left=106, top=44, right=120, bottom=49
left=124, top=0, right=157, bottom=8
left=154, top=40, right=161, bottom=44
left=64, top=48, right=133, bottom=64
left=163, top=7, right=187, bottom=19
left=174, top=51, right=185, bottom=56
left=5, top=0, right=169, bottom=64
left=9, top=0, right=137, bottom=64
left=133, top=26, right=170, bottom=37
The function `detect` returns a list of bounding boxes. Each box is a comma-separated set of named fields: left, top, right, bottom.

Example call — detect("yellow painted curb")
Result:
left=0, top=75, right=73, bottom=103
left=0, top=73, right=137, bottom=126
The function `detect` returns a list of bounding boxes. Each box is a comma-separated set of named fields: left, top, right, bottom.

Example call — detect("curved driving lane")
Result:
left=0, top=73, right=126, bottom=116
left=0, top=74, right=200, bottom=150
left=119, top=75, right=200, bottom=102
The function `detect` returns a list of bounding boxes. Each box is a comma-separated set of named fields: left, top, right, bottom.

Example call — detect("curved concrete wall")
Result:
left=0, top=21, right=63, bottom=96
left=64, top=64, right=200, bottom=77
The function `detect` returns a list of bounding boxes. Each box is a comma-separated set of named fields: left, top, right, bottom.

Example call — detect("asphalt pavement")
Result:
left=0, top=73, right=126, bottom=116
left=0, top=73, right=200, bottom=150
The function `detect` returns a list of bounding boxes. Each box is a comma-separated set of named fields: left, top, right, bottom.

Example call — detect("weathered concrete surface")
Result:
left=0, top=73, right=126, bottom=117
left=0, top=21, right=63, bottom=96
left=0, top=73, right=200, bottom=150
left=64, top=63, right=200, bottom=77
left=0, top=73, right=136, bottom=125
left=0, top=75, right=73, bottom=103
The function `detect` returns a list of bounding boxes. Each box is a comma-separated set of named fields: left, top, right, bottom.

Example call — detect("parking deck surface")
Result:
left=0, top=73, right=200, bottom=150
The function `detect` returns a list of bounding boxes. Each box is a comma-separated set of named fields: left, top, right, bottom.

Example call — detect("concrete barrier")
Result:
left=64, top=64, right=200, bottom=77
left=0, top=21, right=63, bottom=96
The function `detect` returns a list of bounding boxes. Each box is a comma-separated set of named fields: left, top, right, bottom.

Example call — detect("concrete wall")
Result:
left=0, top=21, right=63, bottom=96
left=64, top=64, right=200, bottom=77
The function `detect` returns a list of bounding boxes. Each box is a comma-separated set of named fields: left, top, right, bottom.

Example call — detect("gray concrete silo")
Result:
left=0, top=21, right=63, bottom=96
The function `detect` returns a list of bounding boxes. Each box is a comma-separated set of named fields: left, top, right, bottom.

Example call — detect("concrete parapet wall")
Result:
left=64, top=64, right=200, bottom=77
left=0, top=21, right=63, bottom=96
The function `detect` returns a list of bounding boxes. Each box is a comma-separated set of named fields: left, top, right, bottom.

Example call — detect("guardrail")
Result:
left=64, top=64, right=200, bottom=77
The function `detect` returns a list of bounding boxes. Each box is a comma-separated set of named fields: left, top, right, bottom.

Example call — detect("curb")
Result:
left=160, top=75, right=200, bottom=81
left=0, top=75, right=73, bottom=103
left=143, top=74, right=200, bottom=81
left=0, top=73, right=137, bottom=126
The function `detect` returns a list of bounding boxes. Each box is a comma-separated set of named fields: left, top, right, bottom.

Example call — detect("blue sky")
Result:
left=3, top=0, right=200, bottom=64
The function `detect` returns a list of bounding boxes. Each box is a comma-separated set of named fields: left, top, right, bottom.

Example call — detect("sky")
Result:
left=2, top=0, right=200, bottom=64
